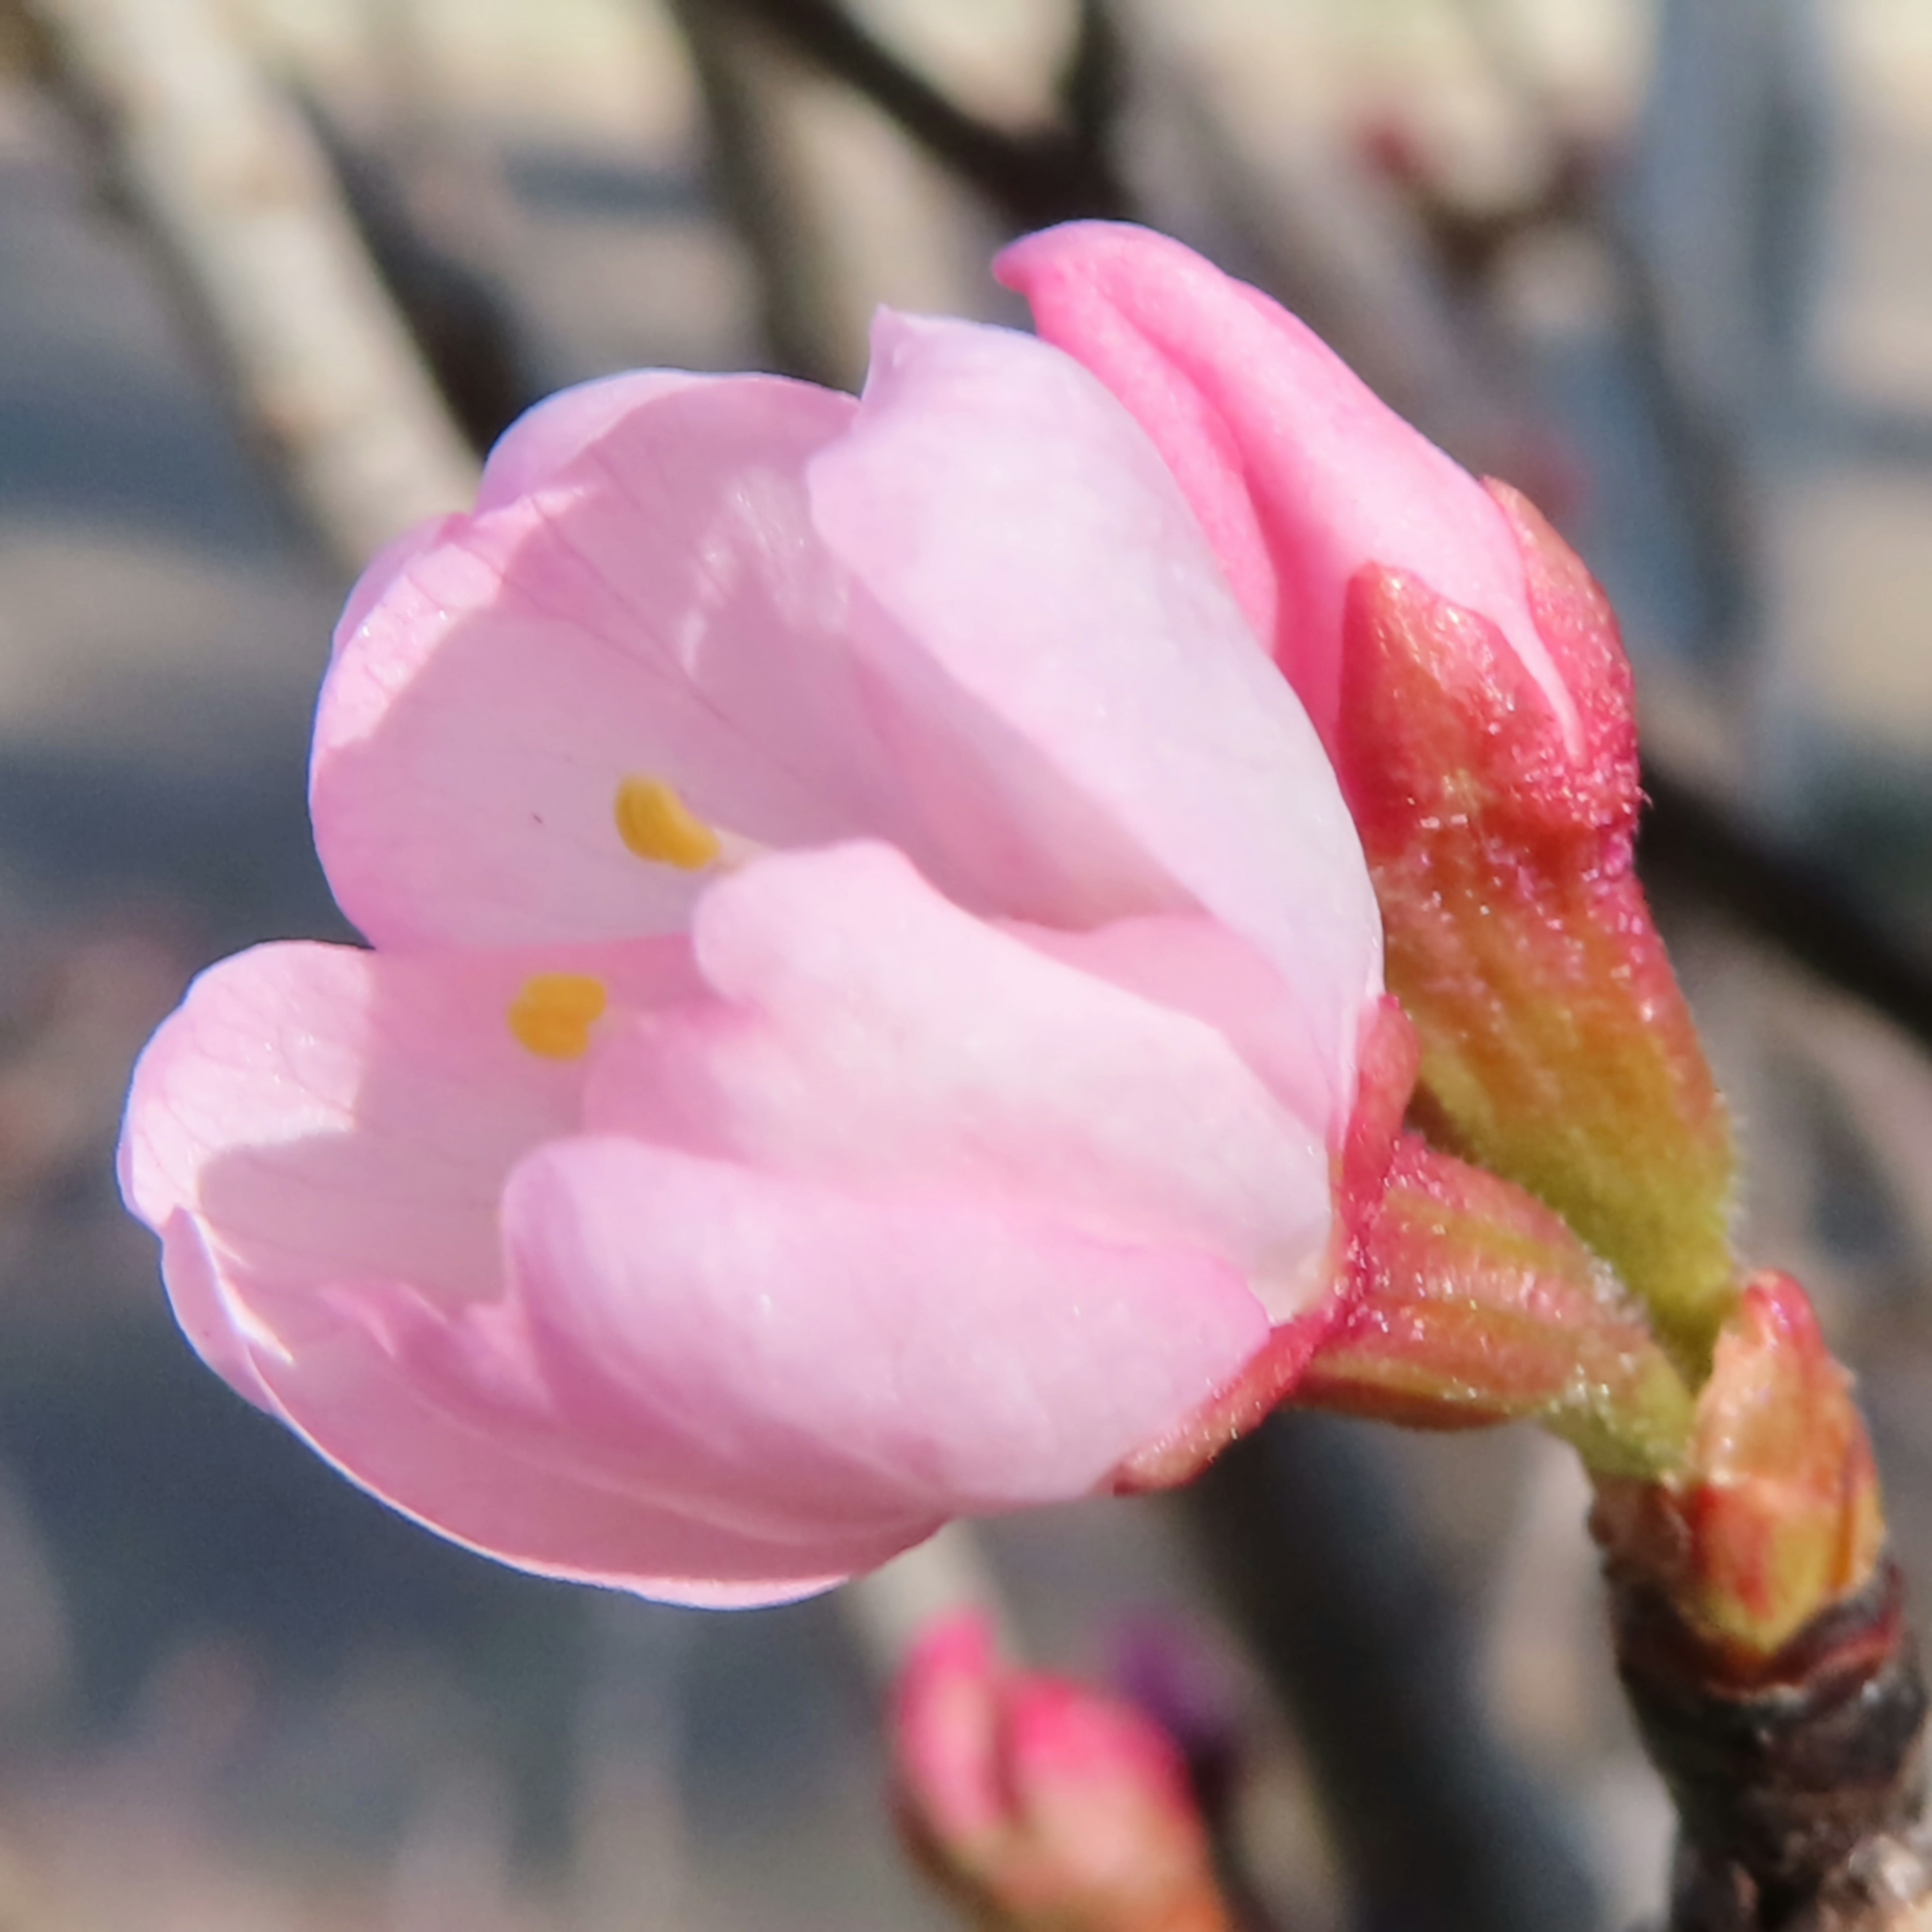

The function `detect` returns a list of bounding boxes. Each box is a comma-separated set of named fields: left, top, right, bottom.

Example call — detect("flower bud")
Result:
left=891, top=1614, right=1232, bottom=1932
left=1302, top=1132, right=1695, bottom=1478
left=1001, top=221, right=1737, bottom=1372
left=1594, top=1273, right=1886, bottom=1664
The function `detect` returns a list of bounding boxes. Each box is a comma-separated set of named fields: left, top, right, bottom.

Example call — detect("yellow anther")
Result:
left=614, top=775, right=721, bottom=870
left=508, top=973, right=608, bottom=1061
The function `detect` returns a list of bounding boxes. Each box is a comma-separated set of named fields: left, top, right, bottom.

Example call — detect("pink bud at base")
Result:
left=1593, top=1274, right=1887, bottom=1668
left=892, top=1615, right=1233, bottom=1932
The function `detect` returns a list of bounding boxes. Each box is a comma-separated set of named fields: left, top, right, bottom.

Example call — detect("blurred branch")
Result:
left=1381, top=9, right=1761, bottom=661
left=300, top=99, right=541, bottom=456
left=20, top=0, right=479, bottom=571
left=1639, top=759, right=1932, bottom=1060
left=1180, top=1414, right=1602, bottom=1932
left=703, top=0, right=1132, bottom=229
left=661, top=0, right=843, bottom=382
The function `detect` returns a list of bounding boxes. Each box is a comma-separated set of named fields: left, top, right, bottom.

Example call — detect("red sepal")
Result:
left=1301, top=1133, right=1694, bottom=1477
left=1336, top=486, right=1734, bottom=1373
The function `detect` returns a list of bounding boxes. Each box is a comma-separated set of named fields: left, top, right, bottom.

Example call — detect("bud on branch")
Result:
left=892, top=1615, right=1234, bottom=1932
left=1595, top=1274, right=1885, bottom=1666
left=1339, top=490, right=1736, bottom=1378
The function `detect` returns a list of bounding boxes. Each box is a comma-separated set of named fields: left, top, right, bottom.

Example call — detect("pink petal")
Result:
left=473, top=369, right=712, bottom=512
left=312, top=375, right=874, bottom=951
left=494, top=1137, right=1270, bottom=1518
left=591, top=843, right=1335, bottom=1320
left=118, top=935, right=697, bottom=1324
left=315, top=366, right=1180, bottom=954
left=1010, top=912, right=1333, bottom=1129
left=187, top=1130, right=1261, bottom=1604
left=234, top=1261, right=924, bottom=1605
left=334, top=516, right=460, bottom=653
left=327, top=379, right=704, bottom=655
left=154, top=1205, right=276, bottom=1409
left=808, top=311, right=1381, bottom=1112
left=996, top=222, right=1575, bottom=755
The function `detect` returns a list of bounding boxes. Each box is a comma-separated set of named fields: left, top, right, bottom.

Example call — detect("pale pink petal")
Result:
left=473, top=369, right=711, bottom=512
left=1009, top=912, right=1332, bottom=1126
left=118, top=936, right=697, bottom=1320
left=314, top=370, right=1176, bottom=954
left=154, top=1207, right=275, bottom=1409
left=313, top=376, right=870, bottom=950
left=334, top=516, right=460, bottom=653
left=996, top=221, right=1575, bottom=754
left=140, top=1126, right=923, bottom=1603
left=590, top=843, right=1334, bottom=1320
left=179, top=1130, right=1261, bottom=1603
left=338, top=364, right=688, bottom=647
left=494, top=1138, right=1270, bottom=1517
left=231, top=1259, right=924, bottom=1605
left=808, top=312, right=1381, bottom=1110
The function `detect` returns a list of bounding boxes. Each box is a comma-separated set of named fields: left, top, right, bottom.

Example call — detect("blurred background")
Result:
left=1, top=1, right=1930, bottom=1927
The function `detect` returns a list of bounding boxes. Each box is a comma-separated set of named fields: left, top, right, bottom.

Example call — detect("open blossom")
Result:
left=118, top=307, right=1387, bottom=1606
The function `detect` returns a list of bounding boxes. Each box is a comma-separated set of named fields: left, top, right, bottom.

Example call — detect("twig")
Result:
left=1638, top=760, right=1932, bottom=1061
left=707, top=0, right=1132, bottom=229
left=22, top=0, right=480, bottom=572
left=1179, top=1413, right=1603, bottom=1932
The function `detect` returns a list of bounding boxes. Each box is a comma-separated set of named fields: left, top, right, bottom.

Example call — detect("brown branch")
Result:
left=22, top=0, right=480, bottom=571
left=1611, top=1562, right=1931, bottom=1930
left=709, top=0, right=1132, bottom=228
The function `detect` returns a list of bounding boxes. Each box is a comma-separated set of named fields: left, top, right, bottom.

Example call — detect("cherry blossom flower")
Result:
left=119, top=308, right=1388, bottom=1606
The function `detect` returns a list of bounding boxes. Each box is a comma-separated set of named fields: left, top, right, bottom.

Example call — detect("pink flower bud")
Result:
left=893, top=1614, right=1231, bottom=1932
left=996, top=222, right=1583, bottom=771
left=1001, top=222, right=1737, bottom=1370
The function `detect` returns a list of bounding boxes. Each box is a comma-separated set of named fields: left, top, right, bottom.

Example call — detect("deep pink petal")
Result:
left=590, top=843, right=1336, bottom=1320
left=893, top=1612, right=1008, bottom=1848
left=996, top=221, right=1575, bottom=755
left=809, top=311, right=1381, bottom=1112
left=118, top=936, right=697, bottom=1326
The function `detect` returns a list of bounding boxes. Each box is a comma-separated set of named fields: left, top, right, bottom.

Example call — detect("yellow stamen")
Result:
left=508, top=972, right=607, bottom=1061
left=614, top=775, right=721, bottom=870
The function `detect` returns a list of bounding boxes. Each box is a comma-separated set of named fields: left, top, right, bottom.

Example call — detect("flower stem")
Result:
left=1608, top=1559, right=1930, bottom=1930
